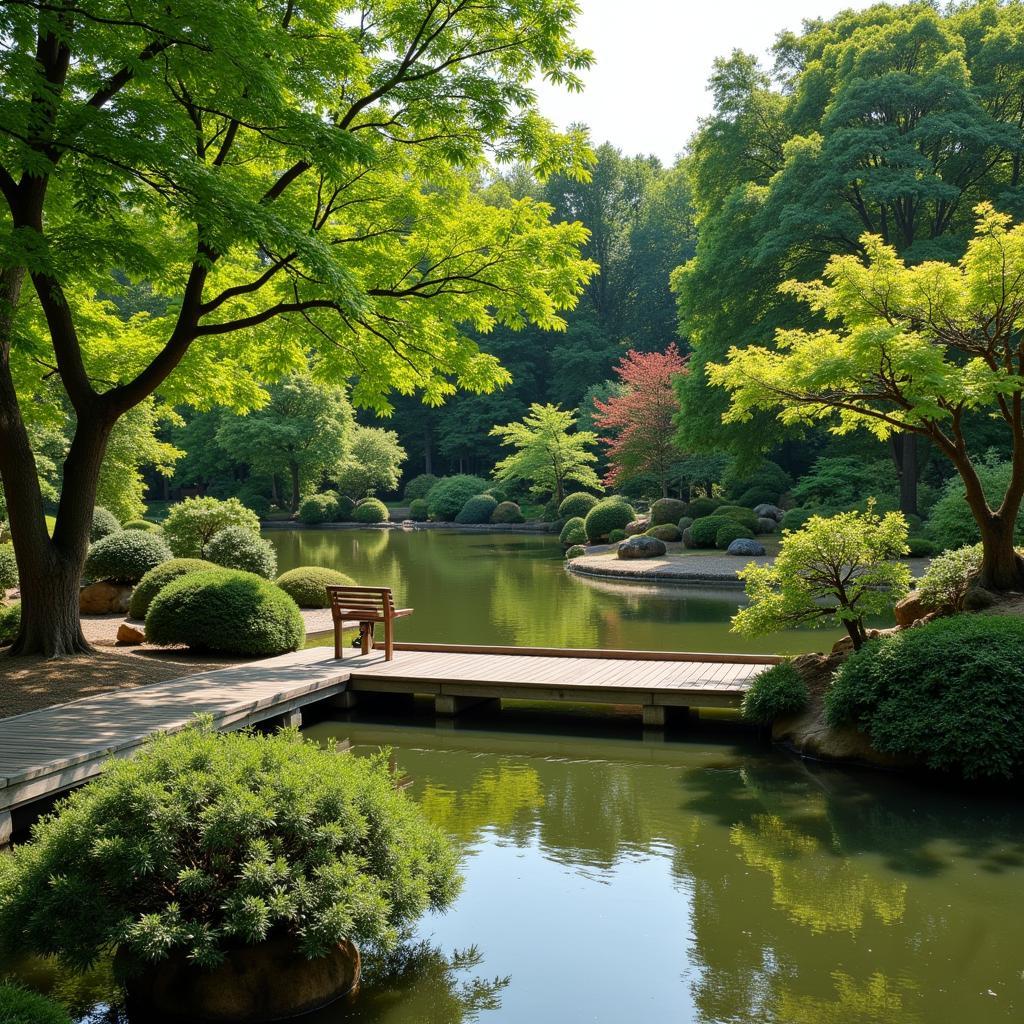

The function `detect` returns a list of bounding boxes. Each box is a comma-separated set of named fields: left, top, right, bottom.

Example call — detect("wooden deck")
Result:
left=0, top=644, right=779, bottom=842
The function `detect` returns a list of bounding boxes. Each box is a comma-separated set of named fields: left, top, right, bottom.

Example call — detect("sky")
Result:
left=534, top=0, right=905, bottom=165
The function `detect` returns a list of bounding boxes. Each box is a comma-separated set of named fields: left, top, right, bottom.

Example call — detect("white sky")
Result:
left=534, top=0, right=906, bottom=164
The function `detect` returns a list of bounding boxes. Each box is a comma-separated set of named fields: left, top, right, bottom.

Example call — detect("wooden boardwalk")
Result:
left=0, top=644, right=779, bottom=841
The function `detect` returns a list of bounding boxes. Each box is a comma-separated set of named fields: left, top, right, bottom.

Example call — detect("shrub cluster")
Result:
left=0, top=601, right=19, bottom=646
left=163, top=497, right=261, bottom=557
left=404, top=473, right=439, bottom=501
left=275, top=566, right=355, bottom=608
left=716, top=505, right=759, bottom=531
left=426, top=475, right=489, bottom=521
left=490, top=500, right=524, bottom=524
left=128, top=558, right=221, bottom=619
left=0, top=984, right=69, bottom=1024
left=205, top=525, right=277, bottom=579
left=685, top=496, right=722, bottom=519
left=917, top=543, right=983, bottom=612
left=564, top=544, right=587, bottom=559
left=906, top=536, right=938, bottom=557
left=0, top=542, right=17, bottom=591
left=780, top=507, right=814, bottom=533
left=583, top=498, right=636, bottom=543
left=89, top=505, right=120, bottom=541
left=650, top=498, right=688, bottom=526
left=646, top=524, right=681, bottom=542
left=608, top=528, right=626, bottom=543
left=558, top=492, right=599, bottom=520
left=352, top=497, right=389, bottom=524
left=333, top=494, right=356, bottom=521
left=559, top=516, right=587, bottom=546
left=122, top=519, right=161, bottom=532
left=455, top=494, right=498, bottom=524
left=714, top=520, right=754, bottom=549
left=725, top=460, right=790, bottom=504
left=408, top=498, right=429, bottom=521
left=83, top=530, right=171, bottom=584
left=298, top=493, right=338, bottom=525
left=742, top=662, right=808, bottom=723
left=688, top=515, right=735, bottom=548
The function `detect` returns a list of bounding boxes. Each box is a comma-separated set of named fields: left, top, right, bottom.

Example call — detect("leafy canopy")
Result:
left=335, top=425, right=407, bottom=498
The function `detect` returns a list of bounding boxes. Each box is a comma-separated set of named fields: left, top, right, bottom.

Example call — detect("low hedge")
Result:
left=781, top=507, right=814, bottom=533
left=736, top=485, right=783, bottom=508
left=608, top=528, right=626, bottom=543
left=89, top=505, right=120, bottom=541
left=128, top=558, right=221, bottom=619
left=688, top=515, right=735, bottom=548
left=907, top=536, right=939, bottom=557
left=122, top=519, right=162, bottom=532
left=559, top=516, right=587, bottom=546
left=646, top=524, right=681, bottom=542
left=564, top=544, right=587, bottom=559
left=0, top=601, right=20, bottom=646
left=685, top=497, right=722, bottom=519
left=0, top=984, right=70, bottom=1024
left=409, top=498, right=429, bottom=521
left=491, top=500, right=524, bottom=524
left=146, top=569, right=304, bottom=656
left=298, top=493, right=338, bottom=525
left=715, top=505, right=759, bottom=531
left=742, top=662, right=808, bottom=723
left=427, top=475, right=490, bottom=522
left=276, top=566, right=356, bottom=608
left=0, top=541, right=17, bottom=591
left=352, top=497, right=389, bottom=524
left=455, top=494, right=499, bottom=525
left=715, top=521, right=755, bottom=550
left=404, top=473, right=439, bottom=501
left=584, top=498, right=636, bottom=543
left=650, top=498, right=688, bottom=527
left=83, top=529, right=171, bottom=584
left=558, top=492, right=599, bottom=520
left=206, top=525, right=277, bottom=579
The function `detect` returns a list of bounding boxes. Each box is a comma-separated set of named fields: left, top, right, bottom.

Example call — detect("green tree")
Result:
left=490, top=403, right=599, bottom=504
left=0, top=0, right=596, bottom=655
left=334, top=425, right=406, bottom=498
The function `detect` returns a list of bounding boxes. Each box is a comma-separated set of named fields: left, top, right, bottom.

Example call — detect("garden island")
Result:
left=3, top=1, right=1024, bottom=1022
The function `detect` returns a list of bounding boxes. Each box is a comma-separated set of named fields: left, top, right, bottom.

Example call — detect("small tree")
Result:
left=593, top=344, right=687, bottom=497
left=162, top=497, right=261, bottom=559
left=732, top=506, right=911, bottom=650
left=334, top=426, right=407, bottom=498
left=490, top=404, right=599, bottom=505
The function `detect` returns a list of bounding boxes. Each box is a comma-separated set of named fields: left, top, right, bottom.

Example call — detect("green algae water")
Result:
left=267, top=528, right=879, bottom=654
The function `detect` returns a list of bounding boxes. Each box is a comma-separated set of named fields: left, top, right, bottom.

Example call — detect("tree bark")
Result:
left=976, top=512, right=1024, bottom=592
left=890, top=432, right=918, bottom=517
left=289, top=461, right=300, bottom=513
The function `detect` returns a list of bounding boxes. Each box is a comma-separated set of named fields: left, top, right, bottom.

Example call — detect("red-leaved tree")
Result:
left=594, top=344, right=687, bottom=497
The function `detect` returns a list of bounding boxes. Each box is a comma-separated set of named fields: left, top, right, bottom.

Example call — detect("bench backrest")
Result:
left=327, top=585, right=397, bottom=621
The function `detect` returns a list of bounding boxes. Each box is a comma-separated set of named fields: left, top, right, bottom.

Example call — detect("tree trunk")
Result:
left=423, top=417, right=433, bottom=476
left=844, top=617, right=865, bottom=651
left=890, top=432, right=918, bottom=517
left=289, top=462, right=300, bottom=512
left=976, top=513, right=1024, bottom=592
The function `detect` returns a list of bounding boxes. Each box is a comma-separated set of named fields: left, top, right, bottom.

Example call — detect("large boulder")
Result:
left=753, top=503, right=784, bottom=521
left=116, top=623, right=146, bottom=645
left=894, top=589, right=929, bottom=628
left=617, top=535, right=667, bottom=559
left=726, top=538, right=766, bottom=556
left=80, top=581, right=132, bottom=614
left=755, top=517, right=778, bottom=534
left=624, top=518, right=650, bottom=537
left=963, top=585, right=997, bottom=612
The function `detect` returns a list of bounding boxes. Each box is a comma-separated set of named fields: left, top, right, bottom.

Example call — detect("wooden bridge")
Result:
left=0, top=643, right=780, bottom=842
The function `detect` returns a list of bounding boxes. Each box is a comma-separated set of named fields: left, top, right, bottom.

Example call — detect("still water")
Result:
left=268, top=528, right=866, bottom=654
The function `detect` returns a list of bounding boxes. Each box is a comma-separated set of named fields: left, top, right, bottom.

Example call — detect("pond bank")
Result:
left=260, top=520, right=555, bottom=533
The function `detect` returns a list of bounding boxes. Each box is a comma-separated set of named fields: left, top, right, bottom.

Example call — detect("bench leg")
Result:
left=360, top=622, right=374, bottom=656
left=334, top=620, right=343, bottom=660
left=384, top=617, right=394, bottom=661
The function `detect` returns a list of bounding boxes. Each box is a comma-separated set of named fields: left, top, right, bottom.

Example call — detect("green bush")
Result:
left=275, top=566, right=356, bottom=608
left=826, top=615, right=1024, bottom=779
left=0, top=541, right=17, bottom=591
left=163, top=497, right=261, bottom=557
left=677, top=515, right=693, bottom=532
left=122, top=519, right=161, bottom=532
left=724, top=459, right=790, bottom=502
left=206, top=525, right=277, bottom=579
left=409, top=498, right=429, bottom=521
left=742, top=662, right=808, bottom=723
left=332, top=494, right=356, bottom=521
left=781, top=507, right=814, bottom=533
left=455, top=493, right=498, bottom=525
left=0, top=723, right=460, bottom=970
left=906, top=536, right=938, bottom=557
left=298, top=493, right=338, bottom=525
left=609, top=528, right=626, bottom=543
left=240, top=493, right=272, bottom=518
left=83, top=530, right=171, bottom=584
left=146, top=569, right=304, bottom=656
left=688, top=515, right=735, bottom=548
left=790, top=455, right=893, bottom=511
left=0, top=984, right=70, bottom=1024
left=491, top=500, right=524, bottom=524
left=559, top=516, right=587, bottom=546
left=564, top=544, right=587, bottom=559
left=558, top=491, right=599, bottom=520
left=736, top=485, right=784, bottom=508
left=926, top=456, right=1024, bottom=549
left=404, top=473, right=439, bottom=501
left=89, top=505, right=120, bottom=541
left=352, top=497, right=389, bottom=524
left=583, top=498, right=636, bottom=543
left=128, top=558, right=221, bottom=619
left=715, top=505, right=759, bottom=531
left=650, top=498, right=688, bottom=526
left=426, top=475, right=490, bottom=521
left=685, top=496, right=723, bottom=519
left=917, top=543, right=984, bottom=612
left=646, top=524, right=682, bottom=542
left=0, top=601, right=20, bottom=646
left=715, top=521, right=755, bottom=549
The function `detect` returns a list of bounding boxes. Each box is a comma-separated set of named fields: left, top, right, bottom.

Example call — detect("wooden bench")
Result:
left=327, top=585, right=413, bottom=662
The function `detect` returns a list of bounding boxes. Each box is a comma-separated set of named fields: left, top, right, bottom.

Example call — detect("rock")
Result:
left=963, top=585, right=997, bottom=611
left=617, top=535, right=667, bottom=559
left=681, top=527, right=696, bottom=549
left=753, top=503, right=784, bottom=521
left=894, top=589, right=929, bottom=628
left=116, top=623, right=146, bottom=645
left=80, top=581, right=132, bottom=614
left=624, top=518, right=650, bottom=537
left=755, top=517, right=777, bottom=534
left=726, top=538, right=766, bottom=556
left=646, top=524, right=682, bottom=542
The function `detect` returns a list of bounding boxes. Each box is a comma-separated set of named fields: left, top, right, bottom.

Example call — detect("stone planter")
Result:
left=118, top=935, right=360, bottom=1022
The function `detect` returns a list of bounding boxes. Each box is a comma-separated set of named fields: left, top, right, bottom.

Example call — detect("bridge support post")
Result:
left=0, top=809, right=11, bottom=846
left=435, top=695, right=500, bottom=717
left=327, top=691, right=359, bottom=711
left=642, top=705, right=668, bottom=727
left=259, top=708, right=302, bottom=731
left=643, top=705, right=696, bottom=728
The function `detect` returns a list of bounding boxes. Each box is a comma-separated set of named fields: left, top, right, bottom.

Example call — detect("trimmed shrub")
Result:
left=688, top=515, right=735, bottom=548
left=146, top=569, right=304, bottom=656
left=685, top=496, right=722, bottom=519
left=241, top=493, right=272, bottom=517
left=352, top=497, right=389, bottom=524
left=781, top=507, right=814, bottom=533
left=0, top=601, right=20, bottom=646
left=122, top=519, right=162, bottom=532
left=608, top=528, right=626, bottom=543
left=409, top=498, right=429, bottom=521
left=558, top=492, right=599, bottom=520
left=0, top=723, right=460, bottom=971
left=332, top=494, right=356, bottom=521
left=826, top=615, right=1024, bottom=779
left=276, top=566, right=356, bottom=608
left=455, top=493, right=499, bottom=525
left=0, top=541, right=17, bottom=591
left=84, top=529, right=171, bottom=584
left=404, top=473, right=439, bottom=501
left=128, top=558, right=221, bottom=619
left=559, top=516, right=587, bottom=546
left=650, top=498, right=688, bottom=527
left=677, top=516, right=693, bottom=532
left=584, top=498, right=636, bottom=543
left=491, top=500, right=524, bottom=524
left=725, top=459, right=790, bottom=502
left=0, top=984, right=70, bottom=1024
left=715, top=521, right=755, bottom=549
left=646, top=524, right=682, bottom=542
left=737, top=485, right=784, bottom=508
left=906, top=536, right=938, bottom=558
left=565, top=544, right=587, bottom=559
left=163, top=497, right=261, bottom=557
left=206, top=525, right=277, bottom=579
left=715, top=505, right=759, bottom=531
left=298, top=493, right=338, bottom=525
left=427, top=475, right=490, bottom=522
left=742, top=662, right=808, bottom=723
left=917, top=543, right=984, bottom=612
left=90, top=505, right=120, bottom=541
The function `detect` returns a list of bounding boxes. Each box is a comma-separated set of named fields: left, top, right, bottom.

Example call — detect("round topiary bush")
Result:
left=90, top=505, right=121, bottom=541
left=742, top=662, right=808, bottom=723
left=205, top=525, right=278, bottom=579
left=490, top=500, right=524, bottom=524
left=564, top=544, right=587, bottom=559
left=298, top=493, right=339, bottom=525
left=122, top=519, right=162, bottom=532
left=646, top=524, right=682, bottom=542
left=240, top=493, right=272, bottom=518
left=146, top=569, right=304, bottom=656
left=677, top=516, right=693, bottom=532
left=715, top=521, right=755, bottom=550
left=455, top=493, right=498, bottom=525
left=559, top=516, right=587, bottom=546
left=275, top=566, right=356, bottom=608
left=685, top=496, right=722, bottom=520
left=715, top=505, right=759, bottom=531
left=608, top=528, right=626, bottom=543
left=408, top=498, right=429, bottom=521
left=688, top=515, right=735, bottom=548
left=0, top=723, right=460, bottom=974
left=825, top=615, right=1024, bottom=779
left=0, top=541, right=17, bottom=591
left=781, top=507, right=814, bottom=533
left=128, top=558, right=221, bottom=619
left=737, top=485, right=783, bottom=508
left=352, top=497, right=389, bottom=524
left=0, top=984, right=70, bottom=1024
left=558, top=491, right=599, bottom=520
left=84, top=529, right=172, bottom=584
left=0, top=601, right=20, bottom=646
left=426, top=475, right=489, bottom=522
left=584, top=498, right=636, bottom=543
left=650, top=498, right=688, bottom=527
left=163, top=497, right=261, bottom=557
left=332, top=494, right=356, bottom=521
left=404, top=473, right=439, bottom=502
left=906, top=536, right=938, bottom=557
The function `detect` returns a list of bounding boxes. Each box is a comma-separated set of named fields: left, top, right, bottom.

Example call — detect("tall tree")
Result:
left=0, top=0, right=596, bottom=655
left=334, top=424, right=406, bottom=498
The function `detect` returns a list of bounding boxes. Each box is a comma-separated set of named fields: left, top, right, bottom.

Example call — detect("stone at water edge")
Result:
left=726, top=538, right=766, bottom=556
left=894, top=589, right=929, bottom=628
left=116, top=623, right=146, bottom=645
left=617, top=535, right=667, bottom=559
left=80, top=581, right=132, bottom=614
left=624, top=518, right=650, bottom=537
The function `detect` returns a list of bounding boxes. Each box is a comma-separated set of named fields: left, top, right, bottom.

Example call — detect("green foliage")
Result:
left=427, top=476, right=490, bottom=522
left=790, top=456, right=895, bottom=513
left=352, top=498, right=389, bottom=525
left=558, top=492, right=599, bottom=520
left=917, top=544, right=984, bottom=612
left=490, top=501, right=524, bottom=524
left=122, top=519, right=161, bottom=532
left=826, top=616, right=1024, bottom=779
left=408, top=499, right=429, bottom=522
left=734, top=507, right=911, bottom=645
left=650, top=498, right=688, bottom=526
left=0, top=542, right=17, bottom=591
left=742, top=662, right=808, bottom=724
left=89, top=506, right=120, bottom=542
left=646, top=524, right=681, bottom=542
left=128, top=559, right=221, bottom=620
left=298, top=493, right=339, bottom=526
left=146, top=570, right=304, bottom=656
left=335, top=426, right=407, bottom=498
left=564, top=544, right=587, bottom=560
left=275, top=567, right=356, bottom=609
left=83, top=530, right=171, bottom=585
left=737, top=485, right=783, bottom=508
left=715, top=521, right=755, bottom=549
left=455, top=494, right=499, bottom=525
left=163, top=498, right=260, bottom=558
left=685, top=497, right=723, bottom=519
left=907, top=537, right=938, bottom=558
left=927, top=457, right=1024, bottom=549
left=559, top=517, right=587, bottom=546
left=724, top=460, right=790, bottom=503
left=0, top=724, right=461, bottom=969
left=205, top=526, right=277, bottom=579
left=781, top=508, right=814, bottom=533
left=715, top=505, right=759, bottom=531
left=405, top=475, right=439, bottom=502
left=677, top=516, right=693, bottom=532
left=0, top=983, right=70, bottom=1024
left=608, top=528, right=626, bottom=543
left=689, top=515, right=736, bottom=549
left=333, top=495, right=356, bottom=522
left=0, top=601, right=20, bottom=646
left=583, top=498, right=636, bottom=543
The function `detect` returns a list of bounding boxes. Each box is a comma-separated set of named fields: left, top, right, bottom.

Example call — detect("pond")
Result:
left=268, top=528, right=872, bottom=655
